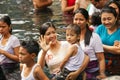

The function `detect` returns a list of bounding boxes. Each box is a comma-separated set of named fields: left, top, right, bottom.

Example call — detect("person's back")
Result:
left=32, top=0, right=52, bottom=10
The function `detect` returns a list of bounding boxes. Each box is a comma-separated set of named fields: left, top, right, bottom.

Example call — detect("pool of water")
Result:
left=0, top=0, right=66, bottom=41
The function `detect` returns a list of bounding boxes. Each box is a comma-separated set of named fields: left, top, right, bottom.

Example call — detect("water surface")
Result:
left=0, top=0, right=66, bottom=41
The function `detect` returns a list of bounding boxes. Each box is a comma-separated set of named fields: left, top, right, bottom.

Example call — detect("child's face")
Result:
left=19, top=47, right=33, bottom=64
left=66, top=29, right=79, bottom=44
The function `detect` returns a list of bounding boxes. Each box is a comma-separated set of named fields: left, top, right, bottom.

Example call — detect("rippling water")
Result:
left=0, top=0, right=66, bottom=41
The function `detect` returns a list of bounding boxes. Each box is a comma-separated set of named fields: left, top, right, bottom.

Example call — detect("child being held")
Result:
left=55, top=24, right=86, bottom=80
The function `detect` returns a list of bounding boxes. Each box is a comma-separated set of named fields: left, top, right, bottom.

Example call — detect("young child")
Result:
left=55, top=24, right=86, bottom=80
left=89, top=12, right=101, bottom=31
left=19, top=40, right=49, bottom=80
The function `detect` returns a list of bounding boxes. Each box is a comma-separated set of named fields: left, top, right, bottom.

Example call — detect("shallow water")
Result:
left=0, top=0, right=68, bottom=78
left=0, top=0, right=67, bottom=41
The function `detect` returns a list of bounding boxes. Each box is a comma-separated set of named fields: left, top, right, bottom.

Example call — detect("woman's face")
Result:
left=44, top=27, right=57, bottom=45
left=109, top=3, right=119, bottom=17
left=101, top=12, right=117, bottom=29
left=0, top=21, right=10, bottom=35
left=73, top=13, right=87, bottom=30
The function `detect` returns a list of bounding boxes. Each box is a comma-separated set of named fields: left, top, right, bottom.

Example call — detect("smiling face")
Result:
left=101, top=12, right=117, bottom=29
left=44, top=27, right=57, bottom=45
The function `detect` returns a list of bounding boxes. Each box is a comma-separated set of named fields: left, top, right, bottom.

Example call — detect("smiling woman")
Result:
left=37, top=22, right=90, bottom=80
left=95, top=6, right=120, bottom=76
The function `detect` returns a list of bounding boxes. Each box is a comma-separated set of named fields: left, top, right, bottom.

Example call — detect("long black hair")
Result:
left=0, top=16, right=12, bottom=34
left=74, top=8, right=92, bottom=46
left=39, top=22, right=56, bottom=36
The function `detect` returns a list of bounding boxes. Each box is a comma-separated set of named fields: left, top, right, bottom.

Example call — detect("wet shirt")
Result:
left=80, top=32, right=103, bottom=72
left=21, top=64, right=38, bottom=80
left=64, top=44, right=85, bottom=71
left=38, top=41, right=70, bottom=74
left=80, top=32, right=104, bottom=61
left=0, top=35, right=20, bottom=64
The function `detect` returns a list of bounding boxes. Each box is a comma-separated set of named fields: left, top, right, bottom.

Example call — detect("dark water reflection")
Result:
left=0, top=0, right=66, bottom=41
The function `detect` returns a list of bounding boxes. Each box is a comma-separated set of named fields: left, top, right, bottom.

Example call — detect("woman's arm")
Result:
left=103, top=44, right=120, bottom=54
left=0, top=46, right=20, bottom=62
left=96, top=52, right=106, bottom=79
left=74, top=1, right=80, bottom=12
left=37, top=50, right=46, bottom=69
left=61, top=0, right=75, bottom=12
left=37, top=36, right=51, bottom=69
left=65, top=54, right=90, bottom=80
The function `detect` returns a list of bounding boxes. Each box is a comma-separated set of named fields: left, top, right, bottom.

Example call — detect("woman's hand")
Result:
left=96, top=73, right=107, bottom=79
left=54, top=67, right=61, bottom=74
left=38, top=35, right=51, bottom=52
left=65, top=71, right=78, bottom=80
left=0, top=49, right=5, bottom=55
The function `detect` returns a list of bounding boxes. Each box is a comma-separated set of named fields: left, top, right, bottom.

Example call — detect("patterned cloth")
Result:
left=86, top=70, right=99, bottom=80
left=51, top=68, right=83, bottom=80
left=0, top=66, right=6, bottom=80
left=1, top=63, right=21, bottom=80
left=105, top=55, right=120, bottom=75
left=85, top=60, right=99, bottom=80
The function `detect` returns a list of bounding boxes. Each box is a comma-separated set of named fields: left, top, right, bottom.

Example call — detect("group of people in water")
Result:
left=0, top=0, right=120, bottom=80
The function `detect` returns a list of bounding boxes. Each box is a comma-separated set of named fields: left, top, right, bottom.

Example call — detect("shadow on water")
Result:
left=0, top=0, right=66, bottom=41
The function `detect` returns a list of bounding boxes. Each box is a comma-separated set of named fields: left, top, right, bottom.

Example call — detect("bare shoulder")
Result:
left=34, top=64, right=49, bottom=80
left=34, top=64, right=42, bottom=73
left=69, top=44, right=78, bottom=50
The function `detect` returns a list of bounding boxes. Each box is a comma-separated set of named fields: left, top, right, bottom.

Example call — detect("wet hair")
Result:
left=94, top=0, right=100, bottom=2
left=101, top=6, right=117, bottom=18
left=0, top=16, right=12, bottom=34
left=74, top=8, right=89, bottom=21
left=101, top=6, right=119, bottom=25
left=21, top=40, right=39, bottom=56
left=74, top=8, right=92, bottom=46
left=91, top=12, right=101, bottom=26
left=39, top=22, right=56, bottom=36
left=66, top=24, right=81, bottom=36
left=105, top=0, right=120, bottom=17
